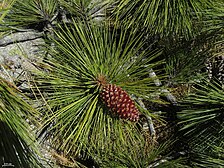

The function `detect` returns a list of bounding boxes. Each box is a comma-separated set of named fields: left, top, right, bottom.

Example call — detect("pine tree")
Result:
left=0, top=0, right=224, bottom=167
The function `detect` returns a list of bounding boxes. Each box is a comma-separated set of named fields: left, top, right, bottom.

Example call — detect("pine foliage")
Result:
left=0, top=0, right=224, bottom=167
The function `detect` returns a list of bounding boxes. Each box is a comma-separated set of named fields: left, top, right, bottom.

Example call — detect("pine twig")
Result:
left=149, top=69, right=177, bottom=105
left=137, top=97, right=156, bottom=141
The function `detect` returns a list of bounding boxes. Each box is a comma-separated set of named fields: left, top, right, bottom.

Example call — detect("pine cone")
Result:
left=100, top=84, right=139, bottom=122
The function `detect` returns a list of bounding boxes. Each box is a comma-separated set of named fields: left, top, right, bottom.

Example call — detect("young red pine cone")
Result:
left=100, top=84, right=139, bottom=122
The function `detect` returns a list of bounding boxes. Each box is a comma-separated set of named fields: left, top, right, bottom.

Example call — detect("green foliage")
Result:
left=0, top=0, right=16, bottom=37
left=99, top=141, right=169, bottom=167
left=164, top=36, right=211, bottom=84
left=34, top=19, right=164, bottom=161
left=178, top=81, right=224, bottom=137
left=202, top=1, right=224, bottom=33
left=111, top=0, right=216, bottom=38
left=178, top=80, right=224, bottom=167
left=0, top=0, right=16, bottom=22
left=59, top=0, right=108, bottom=19
left=5, top=0, right=58, bottom=29
left=190, top=152, right=224, bottom=168
left=0, top=0, right=224, bottom=167
left=0, top=78, right=41, bottom=167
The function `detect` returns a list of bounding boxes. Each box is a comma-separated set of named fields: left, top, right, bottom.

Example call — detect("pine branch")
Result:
left=149, top=68, right=177, bottom=105
left=137, top=97, right=156, bottom=141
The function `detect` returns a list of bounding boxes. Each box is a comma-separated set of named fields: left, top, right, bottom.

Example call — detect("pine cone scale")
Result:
left=100, top=84, right=139, bottom=122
